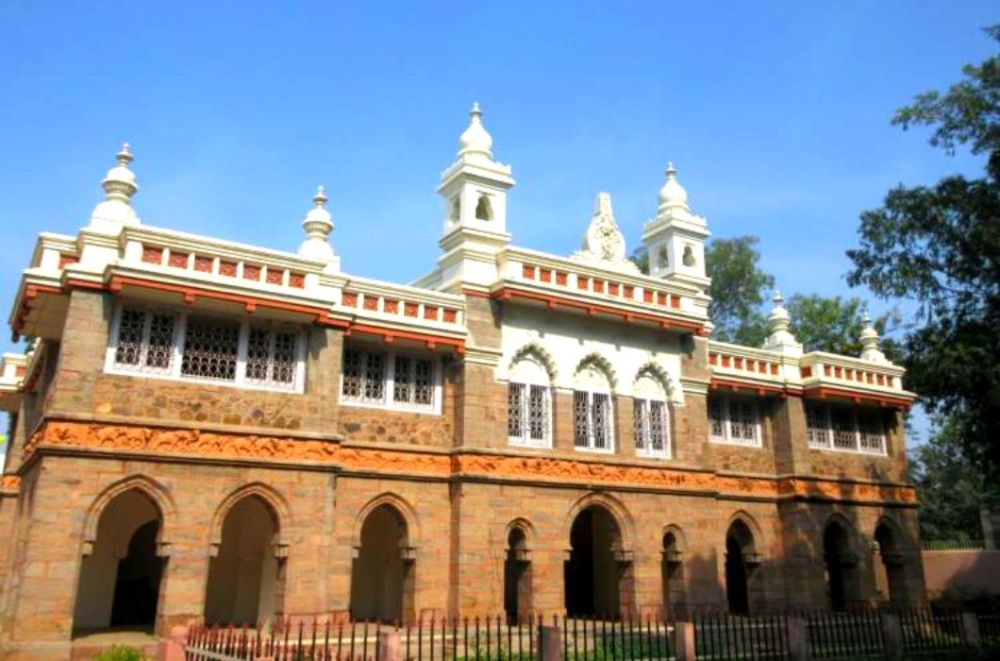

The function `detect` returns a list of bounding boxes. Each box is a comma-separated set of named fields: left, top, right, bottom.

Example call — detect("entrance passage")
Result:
left=204, top=496, right=282, bottom=625
left=504, top=527, right=532, bottom=623
left=350, top=504, right=413, bottom=623
left=824, top=521, right=860, bottom=611
left=565, top=506, right=625, bottom=618
left=725, top=520, right=755, bottom=615
left=73, top=489, right=163, bottom=633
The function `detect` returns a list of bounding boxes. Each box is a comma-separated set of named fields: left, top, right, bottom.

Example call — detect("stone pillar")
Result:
left=538, top=624, right=561, bottom=661
left=156, top=624, right=188, bottom=661
left=157, top=539, right=211, bottom=632
left=785, top=615, right=810, bottom=661
left=879, top=610, right=903, bottom=659
left=377, top=629, right=403, bottom=661
left=960, top=611, right=982, bottom=650
left=672, top=621, right=695, bottom=661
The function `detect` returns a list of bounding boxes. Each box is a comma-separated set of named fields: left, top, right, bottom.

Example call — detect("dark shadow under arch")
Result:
left=350, top=503, right=415, bottom=624
left=564, top=505, right=632, bottom=618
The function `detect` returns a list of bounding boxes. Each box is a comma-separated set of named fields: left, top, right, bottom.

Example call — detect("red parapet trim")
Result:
left=492, top=286, right=703, bottom=334
left=710, top=376, right=786, bottom=397
left=462, top=288, right=492, bottom=299
left=803, top=385, right=913, bottom=410
left=348, top=323, right=465, bottom=354
left=13, top=284, right=66, bottom=335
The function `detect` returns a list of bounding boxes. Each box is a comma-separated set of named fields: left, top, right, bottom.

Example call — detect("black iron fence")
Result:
left=183, top=607, right=1000, bottom=660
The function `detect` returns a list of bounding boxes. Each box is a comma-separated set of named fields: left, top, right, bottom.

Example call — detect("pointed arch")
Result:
left=564, top=492, right=634, bottom=551
left=574, top=353, right=618, bottom=390
left=209, top=482, right=291, bottom=555
left=509, top=342, right=558, bottom=383
left=873, top=514, right=914, bottom=552
left=662, top=524, right=687, bottom=553
left=505, top=517, right=536, bottom=551
left=475, top=195, right=493, bottom=221
left=725, top=510, right=764, bottom=553
left=633, top=361, right=674, bottom=398
left=352, top=492, right=420, bottom=550
left=82, top=475, right=177, bottom=557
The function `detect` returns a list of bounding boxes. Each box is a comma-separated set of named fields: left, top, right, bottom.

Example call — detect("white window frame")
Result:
left=574, top=389, right=615, bottom=453
left=634, top=397, right=671, bottom=458
left=707, top=393, right=763, bottom=448
left=104, top=303, right=307, bottom=393
left=805, top=401, right=887, bottom=455
left=339, top=346, right=442, bottom=415
left=507, top=381, right=552, bottom=448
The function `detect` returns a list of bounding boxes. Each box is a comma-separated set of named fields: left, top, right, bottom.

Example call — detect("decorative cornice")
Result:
left=22, top=420, right=916, bottom=505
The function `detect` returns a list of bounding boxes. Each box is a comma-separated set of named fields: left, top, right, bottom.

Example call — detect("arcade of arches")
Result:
left=65, top=483, right=925, bottom=635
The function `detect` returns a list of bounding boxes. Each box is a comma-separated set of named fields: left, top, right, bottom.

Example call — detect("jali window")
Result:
left=633, top=371, right=671, bottom=458
left=507, top=353, right=552, bottom=447
left=573, top=361, right=614, bottom=452
left=106, top=305, right=305, bottom=391
left=707, top=393, right=762, bottom=447
left=341, top=347, right=440, bottom=413
left=805, top=401, right=886, bottom=454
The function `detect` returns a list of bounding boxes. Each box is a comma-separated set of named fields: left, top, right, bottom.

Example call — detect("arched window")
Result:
left=508, top=354, right=552, bottom=447
left=633, top=371, right=670, bottom=458
left=475, top=195, right=493, bottom=221
left=574, top=361, right=614, bottom=452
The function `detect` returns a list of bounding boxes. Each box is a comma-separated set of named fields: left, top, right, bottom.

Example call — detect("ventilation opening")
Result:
left=475, top=195, right=493, bottom=221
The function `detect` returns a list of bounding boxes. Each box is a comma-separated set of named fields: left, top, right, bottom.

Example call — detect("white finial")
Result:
left=299, top=185, right=336, bottom=263
left=658, top=161, right=689, bottom=213
left=458, top=101, right=494, bottom=162
left=763, top=288, right=802, bottom=355
left=859, top=305, right=887, bottom=363
left=595, top=191, right=614, bottom=217
left=87, top=142, right=140, bottom=233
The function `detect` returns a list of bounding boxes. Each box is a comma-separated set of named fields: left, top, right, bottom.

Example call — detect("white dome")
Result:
left=458, top=102, right=493, bottom=161
left=658, top=162, right=688, bottom=212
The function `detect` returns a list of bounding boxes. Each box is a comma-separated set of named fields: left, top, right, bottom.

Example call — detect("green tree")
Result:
left=786, top=294, right=899, bottom=359
left=846, top=26, right=1000, bottom=481
left=910, top=414, right=997, bottom=543
left=705, top=236, right=774, bottom=345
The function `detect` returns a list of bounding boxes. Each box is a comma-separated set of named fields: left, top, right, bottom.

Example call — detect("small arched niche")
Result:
left=504, top=525, right=533, bottom=623
left=475, top=194, right=493, bottom=221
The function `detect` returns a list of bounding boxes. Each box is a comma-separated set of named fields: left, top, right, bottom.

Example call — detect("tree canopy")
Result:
left=847, top=26, right=1000, bottom=484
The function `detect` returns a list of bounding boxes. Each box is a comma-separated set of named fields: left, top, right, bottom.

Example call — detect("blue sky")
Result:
left=0, top=1, right=996, bottom=447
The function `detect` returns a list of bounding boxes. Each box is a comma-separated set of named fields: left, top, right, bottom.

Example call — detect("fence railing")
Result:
left=181, top=608, right=1000, bottom=661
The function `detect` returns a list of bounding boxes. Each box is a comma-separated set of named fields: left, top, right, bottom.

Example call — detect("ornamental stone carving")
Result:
left=571, top=193, right=640, bottom=274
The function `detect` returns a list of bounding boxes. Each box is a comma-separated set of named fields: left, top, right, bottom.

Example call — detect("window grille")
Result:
left=107, top=305, right=304, bottom=391
left=245, top=328, right=299, bottom=388
left=508, top=383, right=550, bottom=447
left=112, top=308, right=177, bottom=373
left=340, top=347, right=438, bottom=412
left=707, top=393, right=762, bottom=447
left=181, top=317, right=240, bottom=381
left=634, top=398, right=669, bottom=457
left=574, top=390, right=613, bottom=451
left=804, top=401, right=886, bottom=454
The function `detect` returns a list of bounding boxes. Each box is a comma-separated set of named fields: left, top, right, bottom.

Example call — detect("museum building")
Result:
left=0, top=105, right=923, bottom=658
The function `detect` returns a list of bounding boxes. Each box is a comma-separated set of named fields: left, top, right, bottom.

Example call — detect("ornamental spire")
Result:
left=298, top=185, right=337, bottom=264
left=87, top=142, right=140, bottom=234
left=859, top=306, right=888, bottom=363
left=658, top=161, right=689, bottom=213
left=457, top=101, right=494, bottom=162
left=763, top=289, right=802, bottom=356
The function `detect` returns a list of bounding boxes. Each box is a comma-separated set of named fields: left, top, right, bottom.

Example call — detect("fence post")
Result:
left=538, top=624, right=562, bottom=661
left=879, top=611, right=903, bottom=659
left=673, top=621, right=696, bottom=661
left=156, top=625, right=188, bottom=661
left=960, top=612, right=982, bottom=649
left=785, top=616, right=810, bottom=661
left=377, top=629, right=403, bottom=661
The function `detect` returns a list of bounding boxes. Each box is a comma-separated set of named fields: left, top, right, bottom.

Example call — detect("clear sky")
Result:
left=0, top=1, right=995, bottom=449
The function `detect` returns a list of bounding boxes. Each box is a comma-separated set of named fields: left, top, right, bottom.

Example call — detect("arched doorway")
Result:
left=73, top=489, right=164, bottom=633
left=824, top=521, right=861, bottom=611
left=504, top=527, right=532, bottom=623
left=204, top=496, right=283, bottom=625
left=565, top=505, right=630, bottom=618
left=350, top=504, right=414, bottom=623
left=874, top=522, right=908, bottom=606
left=661, top=529, right=685, bottom=618
left=725, top=520, right=757, bottom=615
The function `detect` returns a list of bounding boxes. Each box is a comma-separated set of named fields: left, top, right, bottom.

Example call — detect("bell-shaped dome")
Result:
left=658, top=162, right=689, bottom=213
left=298, top=185, right=336, bottom=262
left=458, top=102, right=493, bottom=161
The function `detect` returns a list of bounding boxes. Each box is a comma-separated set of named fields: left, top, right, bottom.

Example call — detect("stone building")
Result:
left=0, top=106, right=922, bottom=659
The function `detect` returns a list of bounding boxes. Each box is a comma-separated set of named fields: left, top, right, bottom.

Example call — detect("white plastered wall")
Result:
left=497, top=307, right=686, bottom=406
